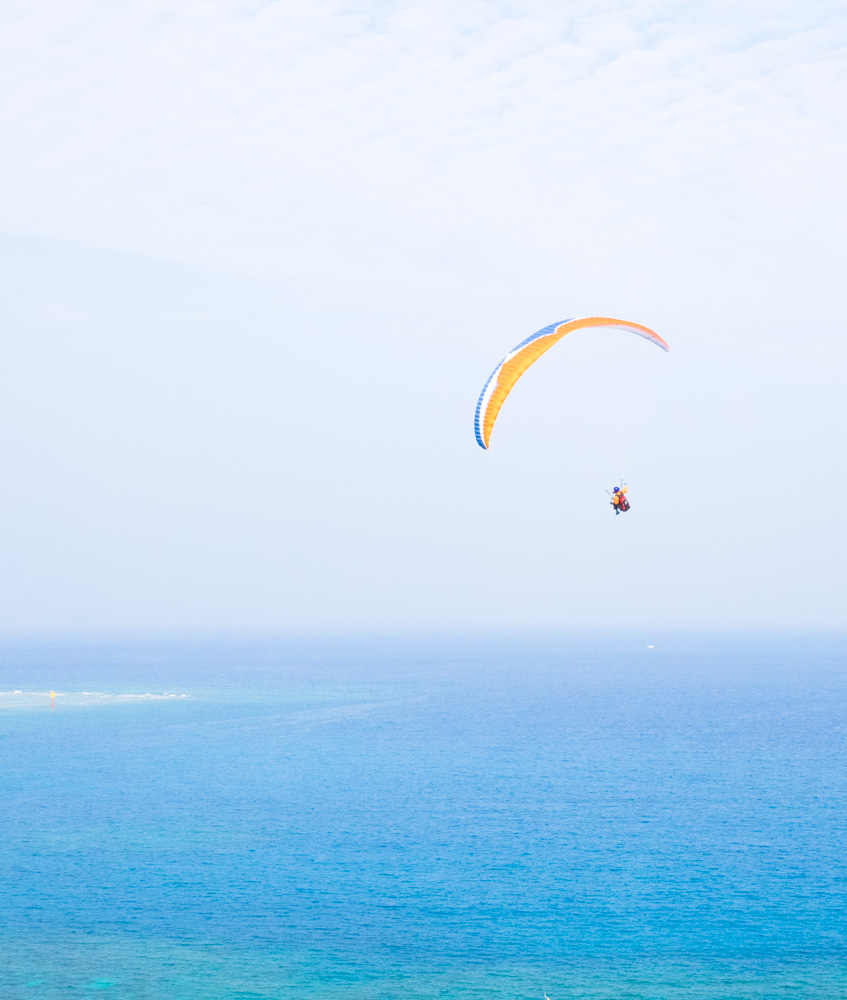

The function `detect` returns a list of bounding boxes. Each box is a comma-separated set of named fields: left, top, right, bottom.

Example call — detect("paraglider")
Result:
left=474, top=316, right=669, bottom=451
left=474, top=316, right=668, bottom=513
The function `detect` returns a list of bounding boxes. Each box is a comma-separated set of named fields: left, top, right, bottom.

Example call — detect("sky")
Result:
left=1, top=0, right=845, bottom=633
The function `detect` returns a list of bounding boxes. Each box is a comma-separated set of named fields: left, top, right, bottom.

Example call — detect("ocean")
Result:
left=1, top=634, right=845, bottom=999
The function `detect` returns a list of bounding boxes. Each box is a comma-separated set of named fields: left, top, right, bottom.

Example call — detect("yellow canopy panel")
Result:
left=474, top=317, right=669, bottom=450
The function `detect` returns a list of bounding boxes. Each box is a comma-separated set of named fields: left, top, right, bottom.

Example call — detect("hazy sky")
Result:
left=1, top=0, right=845, bottom=632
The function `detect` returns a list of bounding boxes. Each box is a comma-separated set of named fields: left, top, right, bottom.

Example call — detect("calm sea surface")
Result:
left=1, top=634, right=845, bottom=999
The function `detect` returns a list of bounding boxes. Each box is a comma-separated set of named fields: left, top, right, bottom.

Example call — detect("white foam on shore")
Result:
left=0, top=690, right=190, bottom=707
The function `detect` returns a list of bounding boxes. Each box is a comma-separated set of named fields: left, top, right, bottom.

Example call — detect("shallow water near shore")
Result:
left=1, top=634, right=846, bottom=998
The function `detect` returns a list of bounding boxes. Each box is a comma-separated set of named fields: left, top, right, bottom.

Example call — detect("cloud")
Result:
left=1, top=0, right=845, bottom=289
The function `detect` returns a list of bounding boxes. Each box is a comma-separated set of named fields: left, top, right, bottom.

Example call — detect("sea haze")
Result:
left=1, top=634, right=845, bottom=999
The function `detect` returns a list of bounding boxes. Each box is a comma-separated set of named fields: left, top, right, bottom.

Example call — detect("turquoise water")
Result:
left=1, top=634, right=846, bottom=998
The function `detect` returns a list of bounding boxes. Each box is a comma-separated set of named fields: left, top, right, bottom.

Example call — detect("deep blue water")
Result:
left=1, top=634, right=846, bottom=998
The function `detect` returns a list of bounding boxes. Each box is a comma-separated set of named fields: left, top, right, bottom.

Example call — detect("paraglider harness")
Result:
left=608, top=483, right=630, bottom=514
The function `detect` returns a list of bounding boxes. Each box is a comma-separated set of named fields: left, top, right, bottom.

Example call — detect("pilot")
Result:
left=610, top=485, right=628, bottom=514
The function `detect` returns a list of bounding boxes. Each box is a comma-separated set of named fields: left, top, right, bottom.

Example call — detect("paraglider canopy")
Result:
left=474, top=316, right=669, bottom=450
